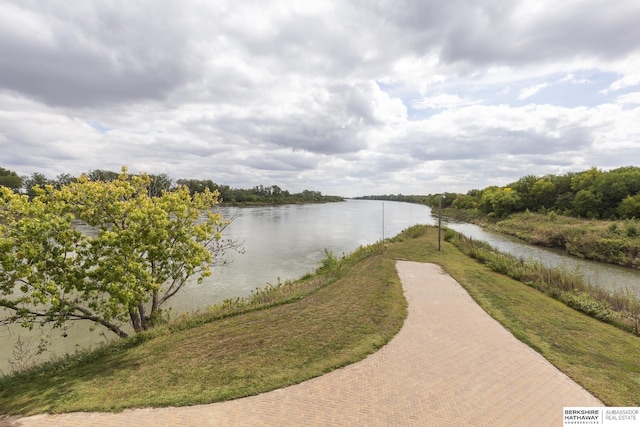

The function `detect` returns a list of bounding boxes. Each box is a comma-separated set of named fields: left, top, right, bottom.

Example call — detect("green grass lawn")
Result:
left=1, top=226, right=639, bottom=415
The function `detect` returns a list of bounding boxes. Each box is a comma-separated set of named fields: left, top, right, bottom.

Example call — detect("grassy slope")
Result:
left=1, top=226, right=639, bottom=415
left=0, top=253, right=406, bottom=414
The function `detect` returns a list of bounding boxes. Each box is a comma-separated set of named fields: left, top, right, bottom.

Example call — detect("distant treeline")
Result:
left=0, top=167, right=343, bottom=205
left=356, top=166, right=640, bottom=220
left=425, top=166, right=640, bottom=220
left=354, top=194, right=428, bottom=204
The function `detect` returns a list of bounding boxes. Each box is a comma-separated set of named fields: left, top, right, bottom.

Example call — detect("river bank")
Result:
left=440, top=208, right=640, bottom=269
left=0, top=199, right=430, bottom=375
left=3, top=225, right=638, bottom=415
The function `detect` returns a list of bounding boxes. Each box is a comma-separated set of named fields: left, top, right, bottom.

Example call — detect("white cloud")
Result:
left=412, top=94, right=481, bottom=110
left=518, top=83, right=549, bottom=100
left=560, top=73, right=592, bottom=84
left=1, top=0, right=640, bottom=197
left=609, top=72, right=640, bottom=92
left=615, top=92, right=640, bottom=105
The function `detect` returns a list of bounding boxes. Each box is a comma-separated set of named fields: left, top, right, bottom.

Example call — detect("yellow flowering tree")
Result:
left=0, top=168, right=236, bottom=339
left=479, top=186, right=522, bottom=217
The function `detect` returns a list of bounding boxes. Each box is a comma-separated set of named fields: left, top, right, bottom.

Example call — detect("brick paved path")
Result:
left=9, top=261, right=602, bottom=426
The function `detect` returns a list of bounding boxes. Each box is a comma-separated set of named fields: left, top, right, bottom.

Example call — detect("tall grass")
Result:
left=445, top=229, right=640, bottom=334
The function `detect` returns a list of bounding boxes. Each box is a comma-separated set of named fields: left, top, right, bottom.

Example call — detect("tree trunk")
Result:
left=151, top=289, right=159, bottom=315
left=130, top=308, right=143, bottom=333
left=138, top=301, right=148, bottom=330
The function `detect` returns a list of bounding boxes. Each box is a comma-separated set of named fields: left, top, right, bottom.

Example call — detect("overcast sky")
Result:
left=1, top=0, right=639, bottom=197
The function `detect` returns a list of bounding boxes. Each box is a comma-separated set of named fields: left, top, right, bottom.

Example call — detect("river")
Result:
left=1, top=199, right=639, bottom=373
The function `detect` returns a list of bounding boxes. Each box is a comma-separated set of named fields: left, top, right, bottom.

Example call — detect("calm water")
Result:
left=2, top=200, right=639, bottom=373
left=169, top=199, right=432, bottom=312
left=443, top=220, right=640, bottom=295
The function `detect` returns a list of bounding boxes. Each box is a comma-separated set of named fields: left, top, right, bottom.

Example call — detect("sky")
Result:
left=1, top=0, right=639, bottom=197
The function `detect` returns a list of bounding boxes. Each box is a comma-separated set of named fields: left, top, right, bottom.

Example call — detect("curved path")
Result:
left=11, top=261, right=602, bottom=426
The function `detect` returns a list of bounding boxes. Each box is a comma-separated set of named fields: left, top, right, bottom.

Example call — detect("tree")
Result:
left=147, top=173, right=173, bottom=197
left=570, top=167, right=603, bottom=192
left=22, top=172, right=51, bottom=199
left=175, top=179, right=216, bottom=196
left=480, top=187, right=522, bottom=217
left=531, top=179, right=556, bottom=209
left=0, top=167, right=22, bottom=192
left=510, top=175, right=538, bottom=211
left=618, top=195, right=640, bottom=219
left=0, top=168, right=240, bottom=340
left=54, top=173, right=76, bottom=189
left=86, top=169, right=119, bottom=182
left=573, top=189, right=600, bottom=218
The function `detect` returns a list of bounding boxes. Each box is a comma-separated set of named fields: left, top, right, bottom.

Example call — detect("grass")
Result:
left=1, top=226, right=640, bottom=415
left=0, top=247, right=406, bottom=414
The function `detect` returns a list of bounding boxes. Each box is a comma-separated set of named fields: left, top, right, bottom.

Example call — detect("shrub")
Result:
left=443, top=228, right=456, bottom=242
left=318, top=249, right=339, bottom=273
left=624, top=220, right=639, bottom=238
left=402, top=225, right=428, bottom=239
left=560, top=292, right=613, bottom=321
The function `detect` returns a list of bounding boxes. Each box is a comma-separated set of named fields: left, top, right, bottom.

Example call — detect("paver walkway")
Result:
left=8, top=261, right=602, bottom=426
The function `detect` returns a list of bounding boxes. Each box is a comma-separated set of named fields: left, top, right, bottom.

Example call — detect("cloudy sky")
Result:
left=1, top=0, right=639, bottom=197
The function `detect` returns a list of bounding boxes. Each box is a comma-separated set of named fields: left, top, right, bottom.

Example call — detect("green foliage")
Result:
left=85, top=169, right=119, bottom=182
left=481, top=211, right=640, bottom=268
left=0, top=167, right=237, bottom=342
left=2, top=165, right=341, bottom=207
left=624, top=220, right=639, bottom=238
left=1, top=225, right=638, bottom=412
left=619, top=195, right=640, bottom=220
left=176, top=179, right=342, bottom=205
left=443, top=228, right=456, bottom=242
left=560, top=292, right=613, bottom=321
left=423, top=166, right=640, bottom=220
left=479, top=186, right=522, bottom=217
left=21, top=172, right=51, bottom=199
left=0, top=167, right=22, bottom=191
left=532, top=179, right=556, bottom=208
left=356, top=194, right=429, bottom=204
left=573, top=189, right=600, bottom=218
left=452, top=192, right=480, bottom=209
left=391, top=224, right=428, bottom=241
left=317, top=249, right=340, bottom=273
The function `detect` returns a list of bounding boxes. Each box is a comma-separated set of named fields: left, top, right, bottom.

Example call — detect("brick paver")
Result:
left=8, top=261, right=602, bottom=426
